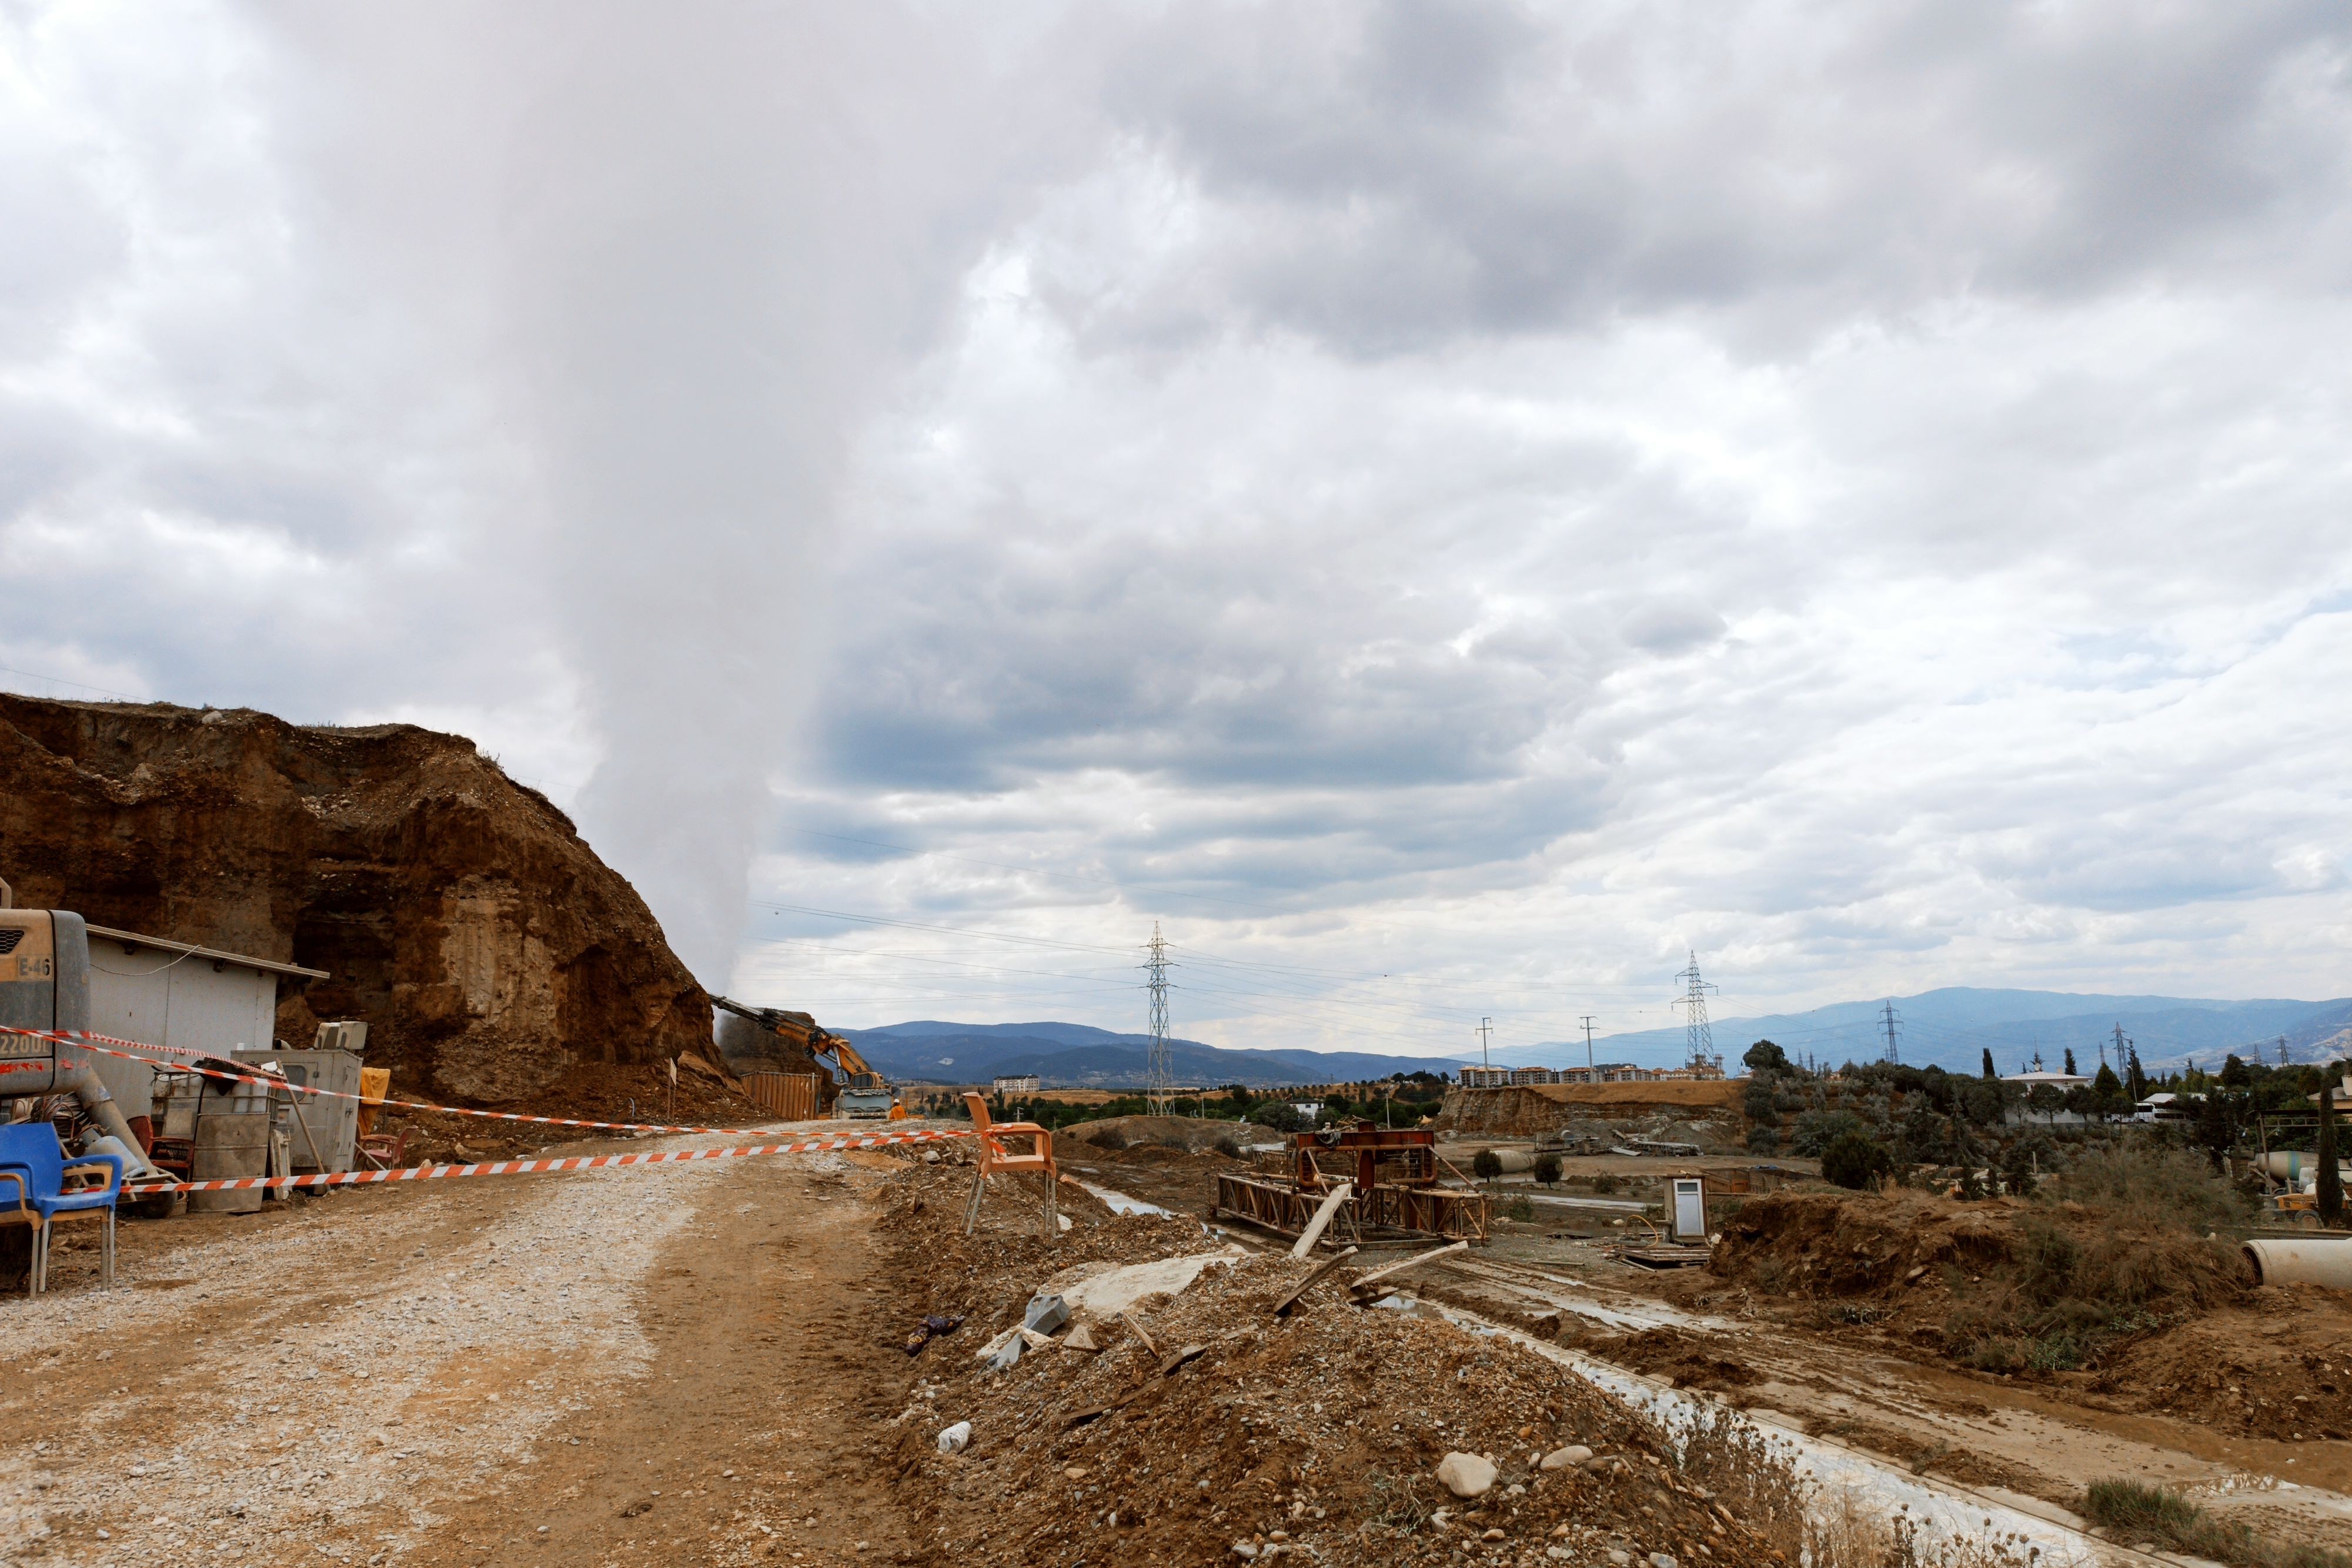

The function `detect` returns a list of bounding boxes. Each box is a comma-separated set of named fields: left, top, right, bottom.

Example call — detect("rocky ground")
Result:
left=0, top=1124, right=1825, bottom=1568
left=14, top=1116, right=2338, bottom=1568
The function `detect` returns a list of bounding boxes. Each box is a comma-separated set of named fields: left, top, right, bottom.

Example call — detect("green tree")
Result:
left=2126, top=1048, right=2147, bottom=1104
left=1471, top=1149, right=1504, bottom=1182
left=2191, top=1091, right=2236, bottom=1172
left=2320, top=1065, right=2344, bottom=1229
left=1820, top=1132, right=1893, bottom=1191
left=2220, top=1054, right=2251, bottom=1089
left=1533, top=1152, right=1562, bottom=1186
left=1963, top=1078, right=2007, bottom=1127
left=1743, top=1039, right=1790, bottom=1074
left=2092, top=1062, right=2126, bottom=1118
left=1981, top=1048, right=1997, bottom=1081
left=2063, top=1048, right=2079, bottom=1076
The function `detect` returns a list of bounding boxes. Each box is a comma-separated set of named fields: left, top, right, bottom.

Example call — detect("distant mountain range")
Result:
left=1496, top=988, right=2352, bottom=1076
left=842, top=1021, right=1439, bottom=1089
left=842, top=987, right=2352, bottom=1089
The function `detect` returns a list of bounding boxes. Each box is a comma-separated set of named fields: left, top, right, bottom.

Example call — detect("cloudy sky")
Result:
left=5, top=1, right=2348, bottom=1061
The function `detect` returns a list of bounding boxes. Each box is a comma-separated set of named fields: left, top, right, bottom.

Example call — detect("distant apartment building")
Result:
left=992, top=1074, right=1041, bottom=1095
left=1507, top=1065, right=1561, bottom=1085
left=1458, top=1065, right=1512, bottom=1089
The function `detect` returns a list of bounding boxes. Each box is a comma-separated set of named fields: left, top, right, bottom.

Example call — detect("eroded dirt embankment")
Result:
left=0, top=693, right=709, bottom=1105
left=1707, top=1187, right=2352, bottom=1442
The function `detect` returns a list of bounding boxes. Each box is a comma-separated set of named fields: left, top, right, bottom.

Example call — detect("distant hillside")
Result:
left=843, top=1021, right=1441, bottom=1089
left=1503, top=988, right=2352, bottom=1075
left=843, top=987, right=2352, bottom=1089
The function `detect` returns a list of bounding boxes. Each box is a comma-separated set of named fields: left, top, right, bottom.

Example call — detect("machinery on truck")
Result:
left=710, top=995, right=903, bottom=1119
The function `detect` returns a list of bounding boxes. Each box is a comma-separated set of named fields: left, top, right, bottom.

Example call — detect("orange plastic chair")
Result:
left=961, top=1092, right=1058, bottom=1238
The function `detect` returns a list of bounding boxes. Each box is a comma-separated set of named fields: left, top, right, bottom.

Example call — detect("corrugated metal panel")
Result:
left=743, top=1072, right=821, bottom=1122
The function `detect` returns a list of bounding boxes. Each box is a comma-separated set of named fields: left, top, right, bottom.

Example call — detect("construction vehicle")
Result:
left=710, top=995, right=903, bottom=1119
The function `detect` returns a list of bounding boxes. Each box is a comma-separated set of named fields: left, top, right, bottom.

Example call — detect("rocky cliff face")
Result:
left=0, top=694, right=710, bottom=1104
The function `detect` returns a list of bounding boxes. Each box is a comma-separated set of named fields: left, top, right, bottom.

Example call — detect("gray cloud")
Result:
left=4, top=1, right=2349, bottom=1055
left=1056, top=1, right=2351, bottom=355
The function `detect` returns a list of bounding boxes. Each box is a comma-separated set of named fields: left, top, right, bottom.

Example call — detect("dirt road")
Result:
left=1, top=1129, right=921, bottom=1567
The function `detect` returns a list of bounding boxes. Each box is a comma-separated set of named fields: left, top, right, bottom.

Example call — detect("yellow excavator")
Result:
left=711, top=995, right=904, bottom=1119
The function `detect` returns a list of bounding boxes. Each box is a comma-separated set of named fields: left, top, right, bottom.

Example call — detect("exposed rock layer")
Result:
left=0, top=694, right=708, bottom=1103
left=1436, top=1079, right=1745, bottom=1139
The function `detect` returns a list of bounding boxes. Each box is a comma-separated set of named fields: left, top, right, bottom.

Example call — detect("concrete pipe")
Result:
left=2243, top=1237, right=2352, bottom=1289
left=1468, top=1148, right=1535, bottom=1173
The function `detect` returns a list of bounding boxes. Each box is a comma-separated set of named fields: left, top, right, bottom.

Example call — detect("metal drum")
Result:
left=189, top=1107, right=270, bottom=1214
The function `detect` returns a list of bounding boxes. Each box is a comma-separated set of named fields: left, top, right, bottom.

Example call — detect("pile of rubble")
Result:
left=868, top=1161, right=1800, bottom=1567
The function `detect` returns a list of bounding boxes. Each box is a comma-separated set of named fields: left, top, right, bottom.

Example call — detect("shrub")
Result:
left=1746, top=1125, right=1782, bottom=1155
left=2081, top=1478, right=2352, bottom=1568
left=1504, top=1195, right=1535, bottom=1222
left=1472, top=1149, right=1504, bottom=1181
left=1792, top=1108, right=1865, bottom=1156
left=2045, top=1144, right=2254, bottom=1233
left=1819, top=1132, right=1893, bottom=1191
left=1532, top=1153, right=1562, bottom=1186
left=1590, top=1172, right=1622, bottom=1194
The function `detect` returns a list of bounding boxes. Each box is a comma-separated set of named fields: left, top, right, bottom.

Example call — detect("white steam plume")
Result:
left=268, top=2, right=1072, bottom=985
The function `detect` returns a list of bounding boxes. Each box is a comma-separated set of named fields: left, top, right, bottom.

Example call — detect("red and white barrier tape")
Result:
left=0, top=1024, right=821, bottom=1139
left=121, top=1125, right=973, bottom=1195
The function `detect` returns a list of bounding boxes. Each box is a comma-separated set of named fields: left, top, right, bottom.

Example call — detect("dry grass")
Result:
left=1675, top=1405, right=2041, bottom=1568
left=1942, top=1151, right=2252, bottom=1372
left=2083, top=1479, right=2352, bottom=1568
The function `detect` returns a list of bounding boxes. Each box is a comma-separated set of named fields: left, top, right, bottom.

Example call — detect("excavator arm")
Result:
left=712, top=994, right=902, bottom=1118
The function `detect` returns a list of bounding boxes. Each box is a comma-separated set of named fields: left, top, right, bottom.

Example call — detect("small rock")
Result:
left=1232, top=1543, right=1259, bottom=1559
left=1065, top=1466, right=1090, bottom=1481
left=1484, top=1527, right=1507, bottom=1541
left=1541, top=1445, right=1594, bottom=1472
left=935, top=1422, right=972, bottom=1455
left=1268, top=1530, right=1289, bottom=1541
left=1435, top=1452, right=1498, bottom=1499
left=1608, top=1551, right=1631, bottom=1566
left=1651, top=1554, right=1679, bottom=1568
left=1065, top=1323, right=1101, bottom=1353
left=1506, top=1483, right=1525, bottom=1497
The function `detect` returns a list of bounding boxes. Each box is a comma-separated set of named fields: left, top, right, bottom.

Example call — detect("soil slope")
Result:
left=0, top=693, right=707, bottom=1104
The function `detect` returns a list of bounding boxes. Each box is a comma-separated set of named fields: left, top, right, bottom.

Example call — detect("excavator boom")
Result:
left=711, top=994, right=901, bottom=1119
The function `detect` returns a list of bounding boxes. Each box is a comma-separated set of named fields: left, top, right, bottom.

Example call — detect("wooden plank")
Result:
left=1349, top=1238, right=1468, bottom=1289
left=1289, top=1181, right=1355, bottom=1258
left=1269, top=1245, right=1359, bottom=1316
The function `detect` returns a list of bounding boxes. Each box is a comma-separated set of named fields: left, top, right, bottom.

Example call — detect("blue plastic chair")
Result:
left=0, top=1122, right=126, bottom=1293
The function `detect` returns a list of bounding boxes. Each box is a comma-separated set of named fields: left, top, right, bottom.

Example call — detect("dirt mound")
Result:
left=871, top=1160, right=1798, bottom=1567
left=1070, top=1114, right=1251, bottom=1153
left=1713, top=1186, right=2258, bottom=1389
left=2090, top=1286, right=2352, bottom=1440
left=0, top=694, right=710, bottom=1106
left=1711, top=1189, right=2016, bottom=1297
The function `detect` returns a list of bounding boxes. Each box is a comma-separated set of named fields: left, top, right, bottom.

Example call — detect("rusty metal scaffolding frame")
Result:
left=1211, top=1171, right=1489, bottom=1245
